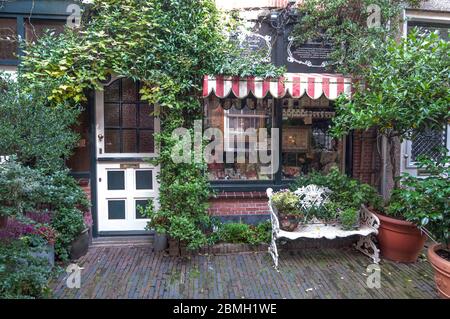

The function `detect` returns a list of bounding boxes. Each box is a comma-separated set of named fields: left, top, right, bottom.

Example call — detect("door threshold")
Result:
left=97, top=230, right=154, bottom=237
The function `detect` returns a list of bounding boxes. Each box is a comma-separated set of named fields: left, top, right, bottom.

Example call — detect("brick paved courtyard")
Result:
left=51, top=242, right=438, bottom=299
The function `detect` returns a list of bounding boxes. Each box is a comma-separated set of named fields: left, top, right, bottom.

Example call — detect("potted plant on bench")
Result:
left=271, top=190, right=303, bottom=231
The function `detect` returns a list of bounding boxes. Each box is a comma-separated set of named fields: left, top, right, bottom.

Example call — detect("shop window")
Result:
left=25, top=19, right=65, bottom=43
left=204, top=96, right=274, bottom=181
left=0, top=18, right=17, bottom=61
left=103, top=78, right=155, bottom=154
left=281, top=96, right=339, bottom=179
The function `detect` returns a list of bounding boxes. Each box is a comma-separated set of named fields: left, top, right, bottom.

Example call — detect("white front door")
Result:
left=95, top=77, right=160, bottom=232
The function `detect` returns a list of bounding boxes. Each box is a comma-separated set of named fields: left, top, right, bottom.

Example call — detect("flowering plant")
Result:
left=83, top=210, right=93, bottom=228
left=0, top=217, right=57, bottom=246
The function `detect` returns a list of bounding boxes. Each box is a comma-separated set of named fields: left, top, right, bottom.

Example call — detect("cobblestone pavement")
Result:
left=51, top=246, right=437, bottom=299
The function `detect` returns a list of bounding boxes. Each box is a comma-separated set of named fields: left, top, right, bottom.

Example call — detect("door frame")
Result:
left=91, top=76, right=160, bottom=236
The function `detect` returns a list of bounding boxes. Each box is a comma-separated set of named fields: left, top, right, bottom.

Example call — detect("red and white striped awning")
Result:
left=203, top=73, right=354, bottom=100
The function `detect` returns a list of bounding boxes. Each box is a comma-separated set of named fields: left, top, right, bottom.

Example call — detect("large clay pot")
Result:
left=375, top=213, right=427, bottom=263
left=428, top=244, right=450, bottom=299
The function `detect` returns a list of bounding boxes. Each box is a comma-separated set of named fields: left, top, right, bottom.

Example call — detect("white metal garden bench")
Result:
left=266, top=186, right=380, bottom=270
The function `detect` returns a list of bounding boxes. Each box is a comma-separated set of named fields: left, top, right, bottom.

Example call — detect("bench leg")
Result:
left=268, top=234, right=279, bottom=271
left=355, top=235, right=380, bottom=264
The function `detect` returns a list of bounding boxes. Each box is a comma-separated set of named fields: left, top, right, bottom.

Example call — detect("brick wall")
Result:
left=208, top=191, right=270, bottom=223
left=77, top=178, right=91, bottom=201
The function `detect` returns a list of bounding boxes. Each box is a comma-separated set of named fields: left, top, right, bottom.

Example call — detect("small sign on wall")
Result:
left=120, top=163, right=140, bottom=169
left=286, top=36, right=333, bottom=73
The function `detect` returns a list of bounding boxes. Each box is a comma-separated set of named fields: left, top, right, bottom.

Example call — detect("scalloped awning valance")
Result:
left=202, top=73, right=354, bottom=100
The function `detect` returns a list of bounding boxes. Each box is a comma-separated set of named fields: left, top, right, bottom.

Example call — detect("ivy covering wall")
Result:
left=19, top=0, right=283, bottom=248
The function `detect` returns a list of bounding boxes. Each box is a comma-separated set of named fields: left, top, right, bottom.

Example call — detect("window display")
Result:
left=204, top=95, right=274, bottom=181
left=281, top=97, right=340, bottom=179
left=203, top=95, right=343, bottom=183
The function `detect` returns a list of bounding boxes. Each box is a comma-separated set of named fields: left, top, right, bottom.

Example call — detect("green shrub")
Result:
left=292, top=167, right=382, bottom=211
left=0, top=240, right=53, bottom=299
left=212, top=221, right=271, bottom=245
left=338, top=207, right=360, bottom=231
left=144, top=168, right=213, bottom=250
left=51, top=208, right=86, bottom=261
left=0, top=159, right=89, bottom=216
left=0, top=158, right=43, bottom=217
left=34, top=170, right=90, bottom=212
left=291, top=167, right=382, bottom=227
left=388, top=152, right=450, bottom=247
left=0, top=74, right=80, bottom=172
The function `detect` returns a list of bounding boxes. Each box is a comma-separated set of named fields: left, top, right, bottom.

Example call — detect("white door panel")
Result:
left=95, top=77, right=160, bottom=232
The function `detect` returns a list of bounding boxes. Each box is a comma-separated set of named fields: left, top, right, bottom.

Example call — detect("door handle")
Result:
left=98, top=133, right=104, bottom=141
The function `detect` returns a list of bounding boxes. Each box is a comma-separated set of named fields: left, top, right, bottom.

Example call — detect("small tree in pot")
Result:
left=331, top=30, right=449, bottom=262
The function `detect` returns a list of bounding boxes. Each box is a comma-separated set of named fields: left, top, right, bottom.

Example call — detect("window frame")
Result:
left=96, top=76, right=160, bottom=160
left=0, top=13, right=68, bottom=66
left=206, top=96, right=344, bottom=191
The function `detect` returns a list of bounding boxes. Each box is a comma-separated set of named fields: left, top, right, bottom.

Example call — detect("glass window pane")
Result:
left=281, top=96, right=339, bottom=179
left=104, top=79, right=120, bottom=102
left=24, top=19, right=65, bottom=43
left=122, top=78, right=137, bottom=101
left=105, top=129, right=120, bottom=153
left=122, top=104, right=137, bottom=128
left=139, top=130, right=154, bottom=153
left=122, top=129, right=137, bottom=153
left=139, top=104, right=154, bottom=129
left=0, top=18, right=17, bottom=60
left=107, top=171, right=125, bottom=190
left=205, top=96, right=274, bottom=181
left=104, top=103, right=120, bottom=127
left=135, top=200, right=149, bottom=219
left=136, top=170, right=152, bottom=190
left=108, top=200, right=125, bottom=220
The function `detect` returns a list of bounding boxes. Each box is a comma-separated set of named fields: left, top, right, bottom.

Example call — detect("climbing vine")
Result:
left=19, top=0, right=283, bottom=249
left=292, top=0, right=422, bottom=75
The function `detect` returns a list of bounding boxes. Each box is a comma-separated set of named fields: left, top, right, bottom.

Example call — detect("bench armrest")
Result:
left=360, top=205, right=380, bottom=232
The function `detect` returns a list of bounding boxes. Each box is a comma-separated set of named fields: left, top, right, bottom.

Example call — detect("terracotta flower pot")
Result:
left=375, top=213, right=427, bottom=263
left=278, top=214, right=299, bottom=232
left=428, top=244, right=450, bottom=299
